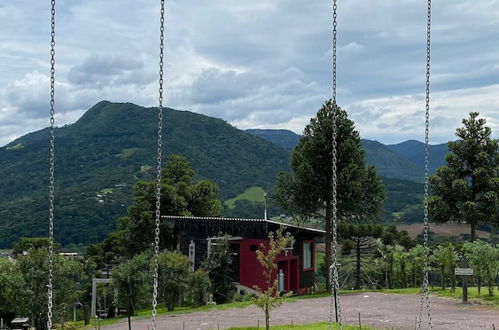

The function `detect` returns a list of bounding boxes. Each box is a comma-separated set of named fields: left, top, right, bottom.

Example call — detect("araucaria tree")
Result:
left=273, top=100, right=385, bottom=290
left=429, top=112, right=498, bottom=241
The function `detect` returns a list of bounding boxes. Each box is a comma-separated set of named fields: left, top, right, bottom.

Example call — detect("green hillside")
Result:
left=387, top=140, right=448, bottom=173
left=0, top=101, right=290, bottom=248
left=246, top=129, right=425, bottom=182
left=245, top=129, right=301, bottom=150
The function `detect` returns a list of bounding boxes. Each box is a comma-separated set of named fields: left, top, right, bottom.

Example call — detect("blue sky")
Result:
left=1, top=0, right=498, bottom=146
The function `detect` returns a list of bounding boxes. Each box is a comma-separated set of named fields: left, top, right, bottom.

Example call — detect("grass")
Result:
left=292, top=287, right=499, bottom=308
left=73, top=301, right=255, bottom=329
left=229, top=322, right=374, bottom=329
left=225, top=186, right=265, bottom=208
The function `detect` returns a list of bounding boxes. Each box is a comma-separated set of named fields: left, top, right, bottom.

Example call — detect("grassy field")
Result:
left=225, top=186, right=265, bottom=208
left=396, top=223, right=490, bottom=239
left=230, top=322, right=374, bottom=329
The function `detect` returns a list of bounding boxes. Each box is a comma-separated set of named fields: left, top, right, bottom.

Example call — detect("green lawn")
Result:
left=225, top=186, right=265, bottom=208
left=230, top=322, right=374, bottom=329
left=73, top=301, right=255, bottom=329
left=385, top=287, right=499, bottom=308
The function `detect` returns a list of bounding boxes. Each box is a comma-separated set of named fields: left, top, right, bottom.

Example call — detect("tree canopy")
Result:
left=429, top=112, right=498, bottom=241
left=272, top=100, right=385, bottom=290
left=87, top=155, right=223, bottom=262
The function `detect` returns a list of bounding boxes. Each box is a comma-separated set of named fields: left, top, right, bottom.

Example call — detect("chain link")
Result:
left=151, top=0, right=165, bottom=328
left=417, top=0, right=433, bottom=329
left=47, top=1, right=56, bottom=329
left=329, top=0, right=343, bottom=329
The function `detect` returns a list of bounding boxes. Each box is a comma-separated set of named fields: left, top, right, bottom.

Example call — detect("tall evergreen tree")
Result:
left=273, top=100, right=384, bottom=290
left=429, top=112, right=498, bottom=241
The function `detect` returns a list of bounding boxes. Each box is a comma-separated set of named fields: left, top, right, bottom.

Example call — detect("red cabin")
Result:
left=167, top=216, right=324, bottom=294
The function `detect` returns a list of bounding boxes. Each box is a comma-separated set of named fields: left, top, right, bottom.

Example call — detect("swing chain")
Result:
left=151, top=0, right=165, bottom=329
left=417, top=0, right=433, bottom=329
left=47, top=0, right=56, bottom=329
left=329, top=0, right=343, bottom=329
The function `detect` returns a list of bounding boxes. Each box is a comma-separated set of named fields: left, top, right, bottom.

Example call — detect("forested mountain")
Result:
left=245, top=129, right=300, bottom=150
left=387, top=140, right=448, bottom=173
left=0, top=101, right=290, bottom=248
left=0, top=104, right=444, bottom=248
left=246, top=129, right=448, bottom=182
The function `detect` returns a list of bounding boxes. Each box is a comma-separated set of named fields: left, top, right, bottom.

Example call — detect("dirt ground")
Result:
left=102, top=292, right=499, bottom=330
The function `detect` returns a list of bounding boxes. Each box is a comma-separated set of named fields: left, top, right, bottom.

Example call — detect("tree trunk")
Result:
left=265, top=307, right=270, bottom=330
left=440, top=268, right=445, bottom=290
left=127, top=295, right=132, bottom=330
left=325, top=201, right=332, bottom=292
left=385, top=263, right=389, bottom=289
left=355, top=238, right=361, bottom=290
left=471, top=223, right=476, bottom=242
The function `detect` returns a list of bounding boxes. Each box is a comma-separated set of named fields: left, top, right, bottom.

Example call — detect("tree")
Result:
left=12, top=237, right=61, bottom=257
left=272, top=100, right=385, bottom=290
left=252, top=228, right=293, bottom=330
left=429, top=112, right=498, bottom=241
left=156, top=251, right=191, bottom=311
left=463, top=240, right=499, bottom=296
left=338, top=223, right=383, bottom=289
left=407, top=245, right=425, bottom=288
left=97, top=154, right=223, bottom=257
left=0, top=259, right=28, bottom=324
left=111, top=253, right=148, bottom=330
left=16, top=248, right=85, bottom=330
left=201, top=235, right=236, bottom=304
left=431, top=244, right=458, bottom=292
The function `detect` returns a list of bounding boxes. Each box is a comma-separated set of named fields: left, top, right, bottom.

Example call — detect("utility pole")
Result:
left=264, top=192, right=268, bottom=220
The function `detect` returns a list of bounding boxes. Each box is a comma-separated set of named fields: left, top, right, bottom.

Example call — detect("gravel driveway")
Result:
left=102, top=292, right=499, bottom=329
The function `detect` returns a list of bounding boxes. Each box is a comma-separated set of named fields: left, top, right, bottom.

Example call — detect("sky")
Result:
left=1, top=0, right=498, bottom=146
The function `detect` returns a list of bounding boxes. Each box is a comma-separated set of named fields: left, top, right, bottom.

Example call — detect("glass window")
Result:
left=303, top=241, right=313, bottom=269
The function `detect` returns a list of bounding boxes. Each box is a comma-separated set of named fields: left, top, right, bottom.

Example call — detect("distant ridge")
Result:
left=245, top=129, right=449, bottom=182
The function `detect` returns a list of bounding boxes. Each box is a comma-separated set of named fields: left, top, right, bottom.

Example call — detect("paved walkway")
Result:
left=102, top=292, right=499, bottom=329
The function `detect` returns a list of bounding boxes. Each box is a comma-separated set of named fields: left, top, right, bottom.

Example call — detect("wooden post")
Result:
left=358, top=312, right=361, bottom=329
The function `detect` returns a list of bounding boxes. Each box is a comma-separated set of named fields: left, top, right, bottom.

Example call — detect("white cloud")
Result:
left=1, top=0, right=499, bottom=146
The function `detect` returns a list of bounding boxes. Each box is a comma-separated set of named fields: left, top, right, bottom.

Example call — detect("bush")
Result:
left=156, top=251, right=192, bottom=311
left=188, top=269, right=211, bottom=306
left=201, top=235, right=236, bottom=304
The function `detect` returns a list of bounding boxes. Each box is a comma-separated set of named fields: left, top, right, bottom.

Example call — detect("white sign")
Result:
left=455, top=268, right=473, bottom=276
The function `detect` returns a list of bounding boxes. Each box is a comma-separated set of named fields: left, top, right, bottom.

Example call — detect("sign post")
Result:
left=455, top=267, right=473, bottom=304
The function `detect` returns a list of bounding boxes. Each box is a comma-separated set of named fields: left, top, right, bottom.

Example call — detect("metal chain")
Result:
left=47, top=1, right=56, bottom=329
left=151, top=0, right=165, bottom=328
left=329, top=0, right=343, bottom=329
left=417, top=0, right=433, bottom=329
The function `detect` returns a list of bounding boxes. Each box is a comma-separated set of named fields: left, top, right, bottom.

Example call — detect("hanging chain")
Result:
left=151, top=0, right=165, bottom=328
left=329, top=0, right=343, bottom=329
left=47, top=0, right=56, bottom=329
left=417, top=0, right=432, bottom=329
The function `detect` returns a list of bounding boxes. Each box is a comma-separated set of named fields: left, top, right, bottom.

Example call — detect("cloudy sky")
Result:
left=1, top=0, right=498, bottom=146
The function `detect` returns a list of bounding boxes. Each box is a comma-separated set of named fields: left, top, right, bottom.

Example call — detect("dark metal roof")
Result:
left=162, top=215, right=325, bottom=235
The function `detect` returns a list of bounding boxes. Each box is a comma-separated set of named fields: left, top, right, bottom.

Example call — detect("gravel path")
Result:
left=102, top=292, right=499, bottom=329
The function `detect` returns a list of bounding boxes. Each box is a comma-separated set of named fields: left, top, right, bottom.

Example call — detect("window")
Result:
left=303, top=241, right=313, bottom=270
left=250, top=245, right=258, bottom=252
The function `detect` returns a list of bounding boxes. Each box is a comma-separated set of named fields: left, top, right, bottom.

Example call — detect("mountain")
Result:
left=361, top=140, right=424, bottom=182
left=387, top=140, right=448, bottom=173
left=0, top=101, right=291, bottom=248
left=245, top=129, right=301, bottom=150
left=245, top=129, right=425, bottom=182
